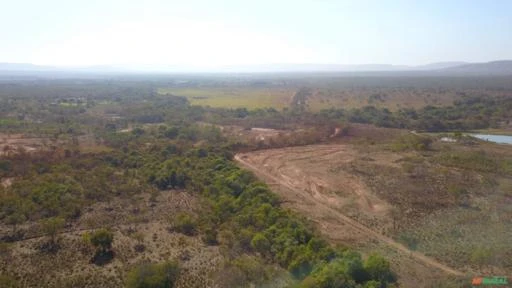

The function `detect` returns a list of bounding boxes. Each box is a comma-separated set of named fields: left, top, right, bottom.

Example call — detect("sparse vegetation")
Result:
left=1, top=75, right=511, bottom=287
left=170, top=212, right=197, bottom=236
left=390, top=134, right=433, bottom=151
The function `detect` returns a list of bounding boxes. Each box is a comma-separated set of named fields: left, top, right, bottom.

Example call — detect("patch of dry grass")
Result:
left=0, top=190, right=223, bottom=288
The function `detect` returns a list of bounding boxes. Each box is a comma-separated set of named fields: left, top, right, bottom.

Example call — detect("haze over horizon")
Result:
left=1, top=0, right=511, bottom=70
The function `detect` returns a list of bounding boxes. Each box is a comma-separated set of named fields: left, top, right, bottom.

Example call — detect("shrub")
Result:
left=398, top=234, right=418, bottom=250
left=364, top=254, right=395, bottom=283
left=216, top=255, right=273, bottom=286
left=170, top=213, right=197, bottom=236
left=300, top=259, right=358, bottom=288
left=132, top=231, right=145, bottom=252
left=391, top=134, right=432, bottom=152
left=90, top=228, right=114, bottom=253
left=126, top=261, right=180, bottom=288
left=39, top=216, right=65, bottom=252
left=202, top=228, right=218, bottom=245
left=0, top=242, right=11, bottom=256
left=299, top=252, right=395, bottom=288
left=470, top=247, right=493, bottom=269
left=0, top=160, right=11, bottom=173
left=251, top=233, right=270, bottom=254
left=0, top=274, right=19, bottom=288
left=436, top=150, right=498, bottom=173
left=5, top=212, right=26, bottom=234
left=87, top=228, right=114, bottom=265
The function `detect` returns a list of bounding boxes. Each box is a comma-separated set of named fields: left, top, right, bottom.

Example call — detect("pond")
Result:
left=469, top=134, right=512, bottom=144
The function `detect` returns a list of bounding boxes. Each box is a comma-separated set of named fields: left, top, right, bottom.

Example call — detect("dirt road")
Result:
left=235, top=146, right=464, bottom=277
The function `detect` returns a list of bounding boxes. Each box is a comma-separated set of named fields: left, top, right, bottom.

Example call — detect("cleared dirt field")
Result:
left=235, top=145, right=467, bottom=286
left=0, top=134, right=50, bottom=156
left=0, top=133, right=111, bottom=157
left=238, top=145, right=393, bottom=226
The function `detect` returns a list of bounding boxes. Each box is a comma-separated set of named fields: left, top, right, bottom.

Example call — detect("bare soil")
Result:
left=240, top=145, right=393, bottom=225
left=0, top=134, right=51, bottom=156
left=1, top=177, right=13, bottom=188
left=235, top=145, right=467, bottom=285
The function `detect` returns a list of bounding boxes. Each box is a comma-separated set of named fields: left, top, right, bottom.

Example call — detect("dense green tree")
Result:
left=251, top=232, right=270, bottom=254
left=364, top=254, right=395, bottom=284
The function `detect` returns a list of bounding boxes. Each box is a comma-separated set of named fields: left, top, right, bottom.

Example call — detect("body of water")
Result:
left=470, top=134, right=512, bottom=144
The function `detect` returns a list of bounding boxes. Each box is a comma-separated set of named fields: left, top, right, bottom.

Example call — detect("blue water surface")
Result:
left=470, top=134, right=512, bottom=144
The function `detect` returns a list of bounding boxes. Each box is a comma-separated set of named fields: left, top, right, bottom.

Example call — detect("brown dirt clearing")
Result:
left=235, top=144, right=466, bottom=284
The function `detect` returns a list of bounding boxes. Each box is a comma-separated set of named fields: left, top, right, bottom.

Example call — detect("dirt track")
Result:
left=235, top=145, right=464, bottom=277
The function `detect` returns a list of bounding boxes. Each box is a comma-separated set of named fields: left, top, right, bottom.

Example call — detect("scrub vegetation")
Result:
left=0, top=75, right=511, bottom=287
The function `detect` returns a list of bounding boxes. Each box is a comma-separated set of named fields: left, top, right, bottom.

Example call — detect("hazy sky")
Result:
left=1, top=0, right=511, bottom=67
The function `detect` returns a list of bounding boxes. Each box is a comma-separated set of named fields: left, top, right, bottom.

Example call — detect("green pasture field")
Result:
left=158, top=87, right=293, bottom=109
left=159, top=86, right=459, bottom=112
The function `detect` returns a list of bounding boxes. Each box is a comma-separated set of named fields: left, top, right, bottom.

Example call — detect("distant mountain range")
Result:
left=209, top=62, right=471, bottom=73
left=440, top=60, right=512, bottom=75
left=1, top=60, right=512, bottom=75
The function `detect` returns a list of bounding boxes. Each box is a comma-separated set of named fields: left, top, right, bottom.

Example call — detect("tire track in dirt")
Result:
left=260, top=145, right=384, bottom=214
left=235, top=149, right=465, bottom=277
